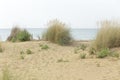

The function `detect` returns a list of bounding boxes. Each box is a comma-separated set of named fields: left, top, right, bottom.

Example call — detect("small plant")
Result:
left=74, top=47, right=80, bottom=54
left=20, top=55, right=25, bottom=59
left=0, top=43, right=3, bottom=52
left=80, top=53, right=86, bottom=59
left=80, top=44, right=87, bottom=51
left=109, top=51, right=119, bottom=58
left=112, top=53, right=119, bottom=58
left=57, top=58, right=69, bottom=63
left=16, top=30, right=32, bottom=42
left=57, top=59, right=64, bottom=62
left=89, top=47, right=96, bottom=55
left=39, top=43, right=43, bottom=47
left=20, top=51, right=25, bottom=59
left=26, top=49, right=32, bottom=54
left=41, top=45, right=49, bottom=50
left=0, top=47, right=3, bottom=52
left=20, top=51, right=24, bottom=54
left=97, top=48, right=110, bottom=58
left=96, top=63, right=100, bottom=67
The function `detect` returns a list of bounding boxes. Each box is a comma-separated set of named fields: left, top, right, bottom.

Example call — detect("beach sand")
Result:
left=0, top=41, right=120, bottom=80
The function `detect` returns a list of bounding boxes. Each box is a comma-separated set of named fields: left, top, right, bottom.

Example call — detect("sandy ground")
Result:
left=0, top=41, right=120, bottom=80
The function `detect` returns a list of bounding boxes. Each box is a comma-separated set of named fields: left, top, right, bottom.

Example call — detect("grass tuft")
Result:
left=92, top=20, right=120, bottom=50
left=80, top=53, right=86, bottom=59
left=57, top=58, right=69, bottom=62
left=97, top=48, right=110, bottom=58
left=7, top=26, right=32, bottom=42
left=42, top=19, right=72, bottom=45
left=80, top=44, right=87, bottom=51
left=0, top=42, right=3, bottom=53
left=26, top=49, right=32, bottom=54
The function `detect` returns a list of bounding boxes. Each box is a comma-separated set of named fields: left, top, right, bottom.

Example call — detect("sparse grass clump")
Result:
left=97, top=48, right=110, bottom=58
left=92, top=20, right=120, bottom=50
left=74, top=44, right=87, bottom=54
left=89, top=47, right=96, bottom=55
left=109, top=51, right=119, bottom=58
left=41, top=45, right=49, bottom=50
left=26, top=49, right=32, bottom=54
left=7, top=27, right=21, bottom=41
left=42, top=19, right=72, bottom=45
left=80, top=53, right=86, bottom=59
left=80, top=44, right=87, bottom=51
left=0, top=43, right=3, bottom=52
left=57, top=58, right=69, bottom=63
left=20, top=55, right=25, bottom=59
left=7, top=26, right=32, bottom=42
left=74, top=46, right=80, bottom=54
left=39, top=44, right=49, bottom=50
left=20, top=51, right=25, bottom=59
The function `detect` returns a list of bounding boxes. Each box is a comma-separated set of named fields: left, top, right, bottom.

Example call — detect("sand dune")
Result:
left=0, top=41, right=120, bottom=80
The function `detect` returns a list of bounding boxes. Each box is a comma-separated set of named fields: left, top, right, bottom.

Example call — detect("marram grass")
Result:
left=92, top=20, right=120, bottom=50
left=42, top=19, right=72, bottom=45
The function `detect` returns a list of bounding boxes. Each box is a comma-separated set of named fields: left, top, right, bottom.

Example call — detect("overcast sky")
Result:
left=0, top=0, right=120, bottom=28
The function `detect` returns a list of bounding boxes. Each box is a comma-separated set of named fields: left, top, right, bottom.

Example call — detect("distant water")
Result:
left=0, top=28, right=98, bottom=41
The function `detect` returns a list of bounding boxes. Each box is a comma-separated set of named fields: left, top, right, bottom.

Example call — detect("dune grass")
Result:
left=92, top=20, right=120, bottom=50
left=42, top=19, right=72, bottom=45
left=0, top=42, right=3, bottom=52
left=7, top=26, right=32, bottom=42
left=7, top=27, right=21, bottom=41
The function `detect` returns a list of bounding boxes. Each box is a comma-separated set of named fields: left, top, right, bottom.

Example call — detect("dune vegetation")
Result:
left=92, top=20, right=120, bottom=50
left=0, top=20, right=120, bottom=80
left=88, top=20, right=120, bottom=58
left=7, top=27, right=32, bottom=42
left=42, top=19, right=72, bottom=45
left=0, top=42, right=3, bottom=52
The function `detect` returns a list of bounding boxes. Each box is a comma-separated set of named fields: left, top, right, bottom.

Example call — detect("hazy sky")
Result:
left=0, top=0, right=120, bottom=28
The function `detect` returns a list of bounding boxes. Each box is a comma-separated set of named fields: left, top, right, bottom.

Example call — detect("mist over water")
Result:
left=0, top=28, right=98, bottom=41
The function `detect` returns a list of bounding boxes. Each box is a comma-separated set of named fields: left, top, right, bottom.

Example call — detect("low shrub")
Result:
left=80, top=53, right=86, bottom=59
left=42, top=19, right=72, bottom=45
left=26, top=49, right=32, bottom=54
left=97, top=48, right=110, bottom=58
left=41, top=45, right=49, bottom=50
left=7, top=27, right=32, bottom=42
left=80, top=44, right=87, bottom=51
left=16, top=30, right=32, bottom=42
left=89, top=47, right=96, bottom=55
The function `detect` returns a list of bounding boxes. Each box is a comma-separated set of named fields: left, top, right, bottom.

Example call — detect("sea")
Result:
left=0, top=28, right=99, bottom=41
